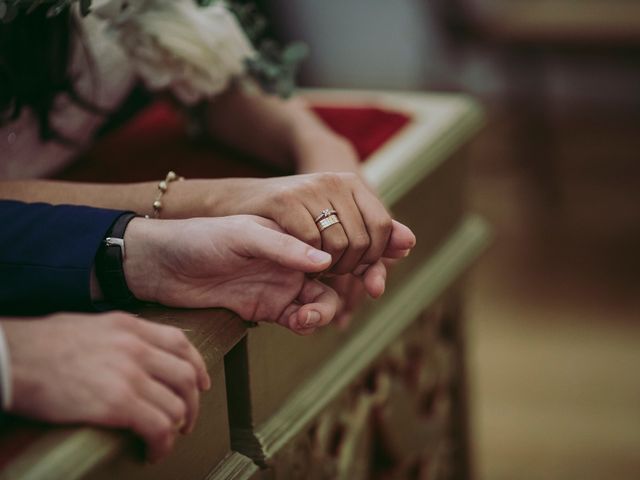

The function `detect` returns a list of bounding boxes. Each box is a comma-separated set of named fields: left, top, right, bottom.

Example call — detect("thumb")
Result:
left=243, top=223, right=332, bottom=272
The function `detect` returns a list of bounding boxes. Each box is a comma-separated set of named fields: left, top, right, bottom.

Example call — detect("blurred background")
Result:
left=254, top=1, right=640, bottom=478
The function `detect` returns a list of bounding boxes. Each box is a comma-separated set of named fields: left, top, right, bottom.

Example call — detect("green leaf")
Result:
left=282, top=43, right=309, bottom=65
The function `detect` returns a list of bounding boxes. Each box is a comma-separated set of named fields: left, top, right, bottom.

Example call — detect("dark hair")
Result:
left=0, top=4, right=100, bottom=142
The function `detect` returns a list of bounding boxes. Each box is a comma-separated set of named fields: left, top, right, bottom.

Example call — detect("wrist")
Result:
left=122, top=218, right=164, bottom=304
left=285, top=103, right=361, bottom=174
left=293, top=132, right=361, bottom=175
left=151, top=179, right=214, bottom=219
left=158, top=178, right=260, bottom=219
left=200, top=177, right=264, bottom=217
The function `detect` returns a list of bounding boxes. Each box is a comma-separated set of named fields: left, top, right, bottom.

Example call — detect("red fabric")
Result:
left=109, top=101, right=413, bottom=163
left=58, top=101, right=412, bottom=182
left=310, top=106, right=411, bottom=161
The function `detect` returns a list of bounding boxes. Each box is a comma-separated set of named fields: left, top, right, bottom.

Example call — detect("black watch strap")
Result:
left=95, top=213, right=140, bottom=309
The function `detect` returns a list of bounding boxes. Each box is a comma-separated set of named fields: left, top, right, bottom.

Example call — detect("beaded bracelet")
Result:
left=147, top=170, right=184, bottom=219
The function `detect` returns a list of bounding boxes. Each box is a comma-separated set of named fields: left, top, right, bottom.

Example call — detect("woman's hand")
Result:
left=3, top=312, right=210, bottom=463
left=210, top=173, right=415, bottom=277
left=285, top=129, right=416, bottom=321
left=123, top=215, right=341, bottom=335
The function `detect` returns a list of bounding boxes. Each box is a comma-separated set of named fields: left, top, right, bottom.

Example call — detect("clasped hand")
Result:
left=214, top=172, right=412, bottom=274
left=123, top=214, right=415, bottom=335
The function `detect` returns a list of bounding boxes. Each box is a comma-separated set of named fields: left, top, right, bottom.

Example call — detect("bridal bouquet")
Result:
left=0, top=0, right=307, bottom=102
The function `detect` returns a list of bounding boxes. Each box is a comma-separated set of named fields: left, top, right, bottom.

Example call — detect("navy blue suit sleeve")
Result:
left=0, top=200, right=128, bottom=315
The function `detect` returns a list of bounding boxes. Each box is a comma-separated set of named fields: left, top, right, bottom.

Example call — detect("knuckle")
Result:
left=326, top=234, right=348, bottom=253
left=173, top=400, right=188, bottom=421
left=181, top=365, right=198, bottom=390
left=152, top=416, right=174, bottom=439
left=121, top=363, right=146, bottom=387
left=320, top=172, right=342, bottom=189
left=172, top=359, right=198, bottom=391
left=164, top=326, right=191, bottom=353
left=351, top=232, right=371, bottom=252
left=375, top=215, right=393, bottom=236
left=176, top=402, right=189, bottom=419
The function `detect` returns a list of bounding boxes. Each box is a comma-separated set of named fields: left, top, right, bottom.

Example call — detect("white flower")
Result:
left=94, top=0, right=255, bottom=104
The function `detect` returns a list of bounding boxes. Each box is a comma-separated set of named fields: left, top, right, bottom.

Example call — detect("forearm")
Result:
left=0, top=180, right=159, bottom=216
left=206, top=85, right=360, bottom=174
left=0, top=178, right=246, bottom=219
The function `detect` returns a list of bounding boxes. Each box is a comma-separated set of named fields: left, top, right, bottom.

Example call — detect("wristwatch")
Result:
left=95, top=212, right=140, bottom=309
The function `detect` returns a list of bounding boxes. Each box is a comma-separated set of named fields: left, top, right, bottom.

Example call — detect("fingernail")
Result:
left=307, top=249, right=331, bottom=264
left=303, top=310, right=321, bottom=328
left=402, top=249, right=411, bottom=257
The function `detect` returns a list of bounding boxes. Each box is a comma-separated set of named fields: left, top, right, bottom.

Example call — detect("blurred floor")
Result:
left=465, top=106, right=640, bottom=480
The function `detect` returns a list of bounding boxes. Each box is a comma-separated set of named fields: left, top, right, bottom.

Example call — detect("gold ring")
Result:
left=317, top=214, right=341, bottom=232
left=314, top=208, right=338, bottom=224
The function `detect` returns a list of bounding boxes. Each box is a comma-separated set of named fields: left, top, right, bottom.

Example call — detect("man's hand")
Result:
left=123, top=215, right=341, bottom=335
left=2, top=312, right=210, bottom=462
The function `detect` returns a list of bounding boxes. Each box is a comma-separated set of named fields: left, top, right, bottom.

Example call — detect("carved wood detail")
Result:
left=267, top=299, right=467, bottom=480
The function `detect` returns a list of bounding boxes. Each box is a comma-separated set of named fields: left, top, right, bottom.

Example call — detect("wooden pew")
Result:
left=0, top=90, right=489, bottom=480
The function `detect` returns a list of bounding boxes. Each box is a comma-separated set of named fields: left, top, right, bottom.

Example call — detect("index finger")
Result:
left=385, top=220, right=416, bottom=253
left=353, top=187, right=393, bottom=265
